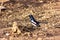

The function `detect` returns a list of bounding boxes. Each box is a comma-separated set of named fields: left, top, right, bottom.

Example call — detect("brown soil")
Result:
left=0, top=0, right=60, bottom=40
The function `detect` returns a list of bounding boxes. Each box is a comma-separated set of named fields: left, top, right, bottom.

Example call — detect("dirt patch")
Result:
left=0, top=0, right=60, bottom=40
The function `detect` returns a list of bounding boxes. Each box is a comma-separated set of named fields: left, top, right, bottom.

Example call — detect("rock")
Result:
left=5, top=32, right=10, bottom=36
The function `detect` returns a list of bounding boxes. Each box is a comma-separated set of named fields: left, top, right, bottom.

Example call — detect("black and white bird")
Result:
left=29, top=14, right=40, bottom=27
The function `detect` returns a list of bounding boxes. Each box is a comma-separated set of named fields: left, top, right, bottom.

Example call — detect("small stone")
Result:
left=5, top=33, right=10, bottom=36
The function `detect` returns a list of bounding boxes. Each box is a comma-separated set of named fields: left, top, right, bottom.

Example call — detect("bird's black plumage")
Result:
left=29, top=15, right=40, bottom=27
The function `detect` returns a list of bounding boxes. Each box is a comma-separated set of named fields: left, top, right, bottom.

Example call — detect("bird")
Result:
left=29, top=14, right=40, bottom=27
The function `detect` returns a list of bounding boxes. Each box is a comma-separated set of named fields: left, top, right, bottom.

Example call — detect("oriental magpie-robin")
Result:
left=29, top=14, right=40, bottom=27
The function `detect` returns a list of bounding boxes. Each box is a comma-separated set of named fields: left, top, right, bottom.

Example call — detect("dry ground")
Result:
left=0, top=0, right=60, bottom=40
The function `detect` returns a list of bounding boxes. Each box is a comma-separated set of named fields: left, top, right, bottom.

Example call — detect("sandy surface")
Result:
left=0, top=0, right=60, bottom=40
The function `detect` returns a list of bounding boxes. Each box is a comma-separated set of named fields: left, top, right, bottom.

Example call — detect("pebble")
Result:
left=5, top=32, right=10, bottom=36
